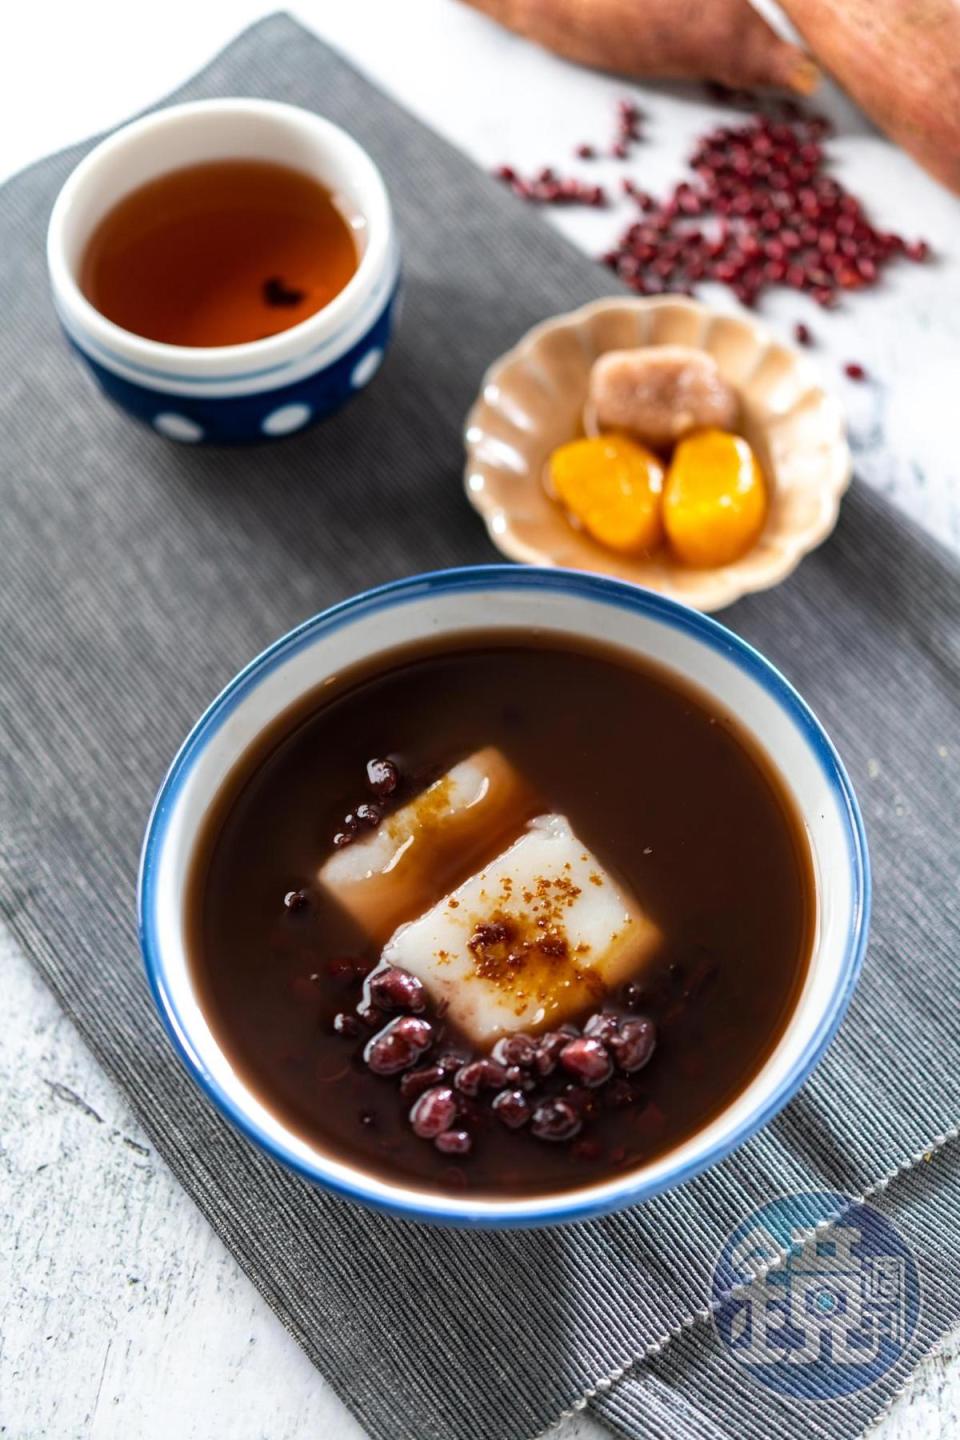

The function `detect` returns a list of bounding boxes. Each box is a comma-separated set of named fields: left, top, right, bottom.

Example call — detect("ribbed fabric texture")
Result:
left=1, top=16, right=958, bottom=1440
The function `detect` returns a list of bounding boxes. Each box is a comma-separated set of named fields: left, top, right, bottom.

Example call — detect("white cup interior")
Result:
left=141, top=577, right=866, bottom=1225
left=48, top=99, right=393, bottom=375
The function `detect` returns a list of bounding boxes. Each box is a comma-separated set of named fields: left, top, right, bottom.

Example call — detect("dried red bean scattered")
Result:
left=435, top=1129, right=473, bottom=1156
left=283, top=888, right=308, bottom=911
left=844, top=362, right=867, bottom=381
left=612, top=98, right=644, bottom=157
left=493, top=164, right=608, bottom=208
left=409, top=1085, right=458, bottom=1139
left=366, top=756, right=399, bottom=797
left=575, top=143, right=595, bottom=160
left=499, top=97, right=930, bottom=310
left=793, top=321, right=813, bottom=346
left=607, top=109, right=930, bottom=307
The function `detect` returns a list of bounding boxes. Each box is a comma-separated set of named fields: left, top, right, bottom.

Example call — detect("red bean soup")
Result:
left=187, top=633, right=814, bottom=1198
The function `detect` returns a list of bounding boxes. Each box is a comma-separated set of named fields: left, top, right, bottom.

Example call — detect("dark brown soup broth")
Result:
left=188, top=634, right=814, bottom=1197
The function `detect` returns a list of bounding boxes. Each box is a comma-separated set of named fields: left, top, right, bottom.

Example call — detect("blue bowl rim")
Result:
left=138, top=565, right=870, bottom=1229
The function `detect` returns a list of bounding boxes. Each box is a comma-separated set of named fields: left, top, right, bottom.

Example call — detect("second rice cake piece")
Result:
left=382, top=813, right=660, bottom=1046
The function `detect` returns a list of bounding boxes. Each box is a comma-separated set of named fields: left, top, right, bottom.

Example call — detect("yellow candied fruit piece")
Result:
left=663, top=429, right=768, bottom=568
left=549, top=435, right=665, bottom=555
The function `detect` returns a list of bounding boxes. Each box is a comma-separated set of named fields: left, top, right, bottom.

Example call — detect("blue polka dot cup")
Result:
left=47, top=99, right=399, bottom=444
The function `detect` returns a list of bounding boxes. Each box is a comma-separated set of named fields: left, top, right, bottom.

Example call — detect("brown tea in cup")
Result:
left=80, top=159, right=358, bottom=347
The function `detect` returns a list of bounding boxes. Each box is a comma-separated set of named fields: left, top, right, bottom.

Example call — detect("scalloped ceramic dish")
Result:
left=464, top=296, right=852, bottom=612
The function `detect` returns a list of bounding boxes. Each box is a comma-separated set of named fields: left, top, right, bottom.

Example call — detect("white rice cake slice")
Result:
left=317, top=746, right=536, bottom=943
left=382, top=813, right=660, bottom=1046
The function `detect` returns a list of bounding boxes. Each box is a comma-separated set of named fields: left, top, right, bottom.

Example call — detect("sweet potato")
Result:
left=779, top=0, right=960, bottom=193
left=460, top=0, right=819, bottom=92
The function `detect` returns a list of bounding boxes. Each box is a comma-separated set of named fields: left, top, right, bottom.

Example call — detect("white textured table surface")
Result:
left=2, top=3, right=959, bottom=1437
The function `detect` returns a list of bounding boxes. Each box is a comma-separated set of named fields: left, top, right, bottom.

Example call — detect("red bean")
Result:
left=409, top=1086, right=457, bottom=1139
left=534, top=1032, right=568, bottom=1077
left=367, top=964, right=427, bottom=1013
left=496, top=100, right=928, bottom=312
left=531, top=1098, right=582, bottom=1142
left=363, top=1016, right=433, bottom=1075
left=611, top=1017, right=657, bottom=1074
left=366, top=756, right=399, bottom=797
left=454, top=1059, right=508, bottom=1096
left=492, top=1089, right=532, bottom=1129
left=364, top=1026, right=416, bottom=1076
left=491, top=1033, right=537, bottom=1068
left=435, top=1129, right=472, bottom=1156
left=559, top=1036, right=614, bottom=1087
left=392, top=1016, right=433, bottom=1047
left=400, top=1064, right=447, bottom=1100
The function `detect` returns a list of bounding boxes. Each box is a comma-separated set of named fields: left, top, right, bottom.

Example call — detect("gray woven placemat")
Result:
left=2, top=15, right=959, bottom=1440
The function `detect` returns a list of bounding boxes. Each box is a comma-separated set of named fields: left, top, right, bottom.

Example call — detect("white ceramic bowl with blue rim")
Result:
left=47, top=99, right=399, bottom=444
left=139, top=567, right=869, bottom=1227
